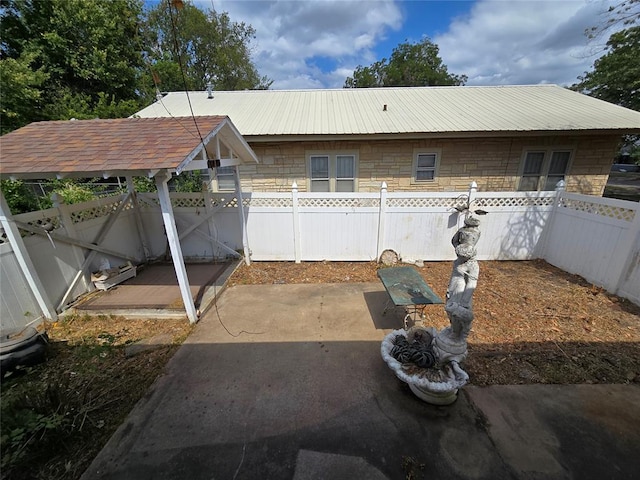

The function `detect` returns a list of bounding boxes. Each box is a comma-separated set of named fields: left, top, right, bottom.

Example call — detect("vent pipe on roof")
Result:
left=206, top=81, right=213, bottom=99
left=383, top=104, right=387, bottom=111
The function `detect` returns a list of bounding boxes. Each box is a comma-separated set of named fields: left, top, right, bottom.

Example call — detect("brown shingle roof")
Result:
left=0, top=116, right=229, bottom=178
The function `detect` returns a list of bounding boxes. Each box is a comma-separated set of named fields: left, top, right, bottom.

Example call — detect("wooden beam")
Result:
left=155, top=172, right=199, bottom=324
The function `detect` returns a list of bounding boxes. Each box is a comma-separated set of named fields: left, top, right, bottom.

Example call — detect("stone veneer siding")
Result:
left=235, top=134, right=619, bottom=195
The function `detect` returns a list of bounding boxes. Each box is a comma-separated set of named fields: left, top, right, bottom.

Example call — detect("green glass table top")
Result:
left=377, top=266, right=444, bottom=306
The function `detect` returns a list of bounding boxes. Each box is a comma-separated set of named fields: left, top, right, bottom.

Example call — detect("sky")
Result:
left=184, top=0, right=620, bottom=90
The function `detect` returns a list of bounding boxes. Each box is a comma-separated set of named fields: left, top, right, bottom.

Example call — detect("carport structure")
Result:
left=0, top=116, right=258, bottom=323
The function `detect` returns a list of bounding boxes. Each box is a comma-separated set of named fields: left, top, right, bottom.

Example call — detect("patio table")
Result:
left=377, top=266, right=444, bottom=329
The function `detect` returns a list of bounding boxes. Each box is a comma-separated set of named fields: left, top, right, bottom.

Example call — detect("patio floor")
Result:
left=73, top=262, right=237, bottom=317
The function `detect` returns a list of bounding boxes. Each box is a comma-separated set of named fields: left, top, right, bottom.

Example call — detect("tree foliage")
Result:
left=141, top=0, right=271, bottom=100
left=572, top=26, right=640, bottom=112
left=0, top=0, right=145, bottom=128
left=345, top=38, right=466, bottom=88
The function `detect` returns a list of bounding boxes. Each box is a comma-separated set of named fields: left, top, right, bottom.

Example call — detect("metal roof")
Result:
left=134, top=85, right=640, bottom=139
left=0, top=116, right=258, bottom=179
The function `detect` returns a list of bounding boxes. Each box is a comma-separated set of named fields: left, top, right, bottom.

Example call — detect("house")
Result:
left=135, top=85, right=640, bottom=196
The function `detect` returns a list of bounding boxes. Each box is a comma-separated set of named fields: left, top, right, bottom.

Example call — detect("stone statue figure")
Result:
left=434, top=214, right=481, bottom=363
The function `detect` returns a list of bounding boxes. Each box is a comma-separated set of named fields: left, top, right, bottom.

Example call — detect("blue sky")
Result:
left=183, top=0, right=620, bottom=89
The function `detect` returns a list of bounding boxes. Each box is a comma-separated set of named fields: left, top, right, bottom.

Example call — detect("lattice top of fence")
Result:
left=559, top=194, right=637, bottom=222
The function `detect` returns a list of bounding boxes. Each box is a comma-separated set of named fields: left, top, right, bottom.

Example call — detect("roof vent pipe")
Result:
left=206, top=81, right=214, bottom=99
left=383, top=104, right=387, bottom=111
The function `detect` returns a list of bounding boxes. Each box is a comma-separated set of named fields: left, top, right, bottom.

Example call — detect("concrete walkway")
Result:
left=81, top=283, right=640, bottom=480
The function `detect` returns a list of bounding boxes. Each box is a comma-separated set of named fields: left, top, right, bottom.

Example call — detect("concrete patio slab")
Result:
left=81, top=283, right=640, bottom=480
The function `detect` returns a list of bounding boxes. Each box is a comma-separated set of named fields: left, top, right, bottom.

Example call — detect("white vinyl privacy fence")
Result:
left=1, top=184, right=638, bottom=328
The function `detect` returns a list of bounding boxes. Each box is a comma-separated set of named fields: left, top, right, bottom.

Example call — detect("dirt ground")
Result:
left=229, top=259, right=640, bottom=386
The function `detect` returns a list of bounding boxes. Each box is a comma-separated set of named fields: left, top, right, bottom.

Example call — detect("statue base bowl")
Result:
left=381, top=329, right=468, bottom=406
left=408, top=383, right=458, bottom=405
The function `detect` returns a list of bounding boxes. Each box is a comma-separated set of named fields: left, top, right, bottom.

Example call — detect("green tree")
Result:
left=142, top=0, right=271, bottom=100
left=572, top=26, right=640, bottom=112
left=0, top=0, right=145, bottom=127
left=345, top=38, right=466, bottom=88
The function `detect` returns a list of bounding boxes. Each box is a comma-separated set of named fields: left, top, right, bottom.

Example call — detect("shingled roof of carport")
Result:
left=0, top=116, right=255, bottom=179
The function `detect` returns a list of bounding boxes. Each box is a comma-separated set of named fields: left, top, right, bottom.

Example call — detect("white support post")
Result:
left=376, top=182, right=388, bottom=261
left=126, top=176, right=151, bottom=261
left=155, top=172, right=199, bottom=324
left=234, top=165, right=251, bottom=265
left=0, top=190, right=58, bottom=320
left=292, top=181, right=301, bottom=263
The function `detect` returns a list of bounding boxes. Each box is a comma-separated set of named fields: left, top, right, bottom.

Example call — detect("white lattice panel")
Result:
left=171, top=197, right=206, bottom=208
left=245, top=197, right=291, bottom=208
left=475, top=196, right=555, bottom=208
left=387, top=197, right=464, bottom=209
left=298, top=197, right=379, bottom=208
left=559, top=197, right=636, bottom=221
left=71, top=199, right=132, bottom=223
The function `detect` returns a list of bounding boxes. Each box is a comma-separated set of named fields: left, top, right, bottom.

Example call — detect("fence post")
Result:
left=52, top=193, right=90, bottom=292
left=467, top=181, right=478, bottom=209
left=292, top=181, right=301, bottom=263
left=376, top=182, right=388, bottom=261
left=538, top=180, right=565, bottom=259
left=126, top=176, right=151, bottom=261
left=613, top=204, right=640, bottom=295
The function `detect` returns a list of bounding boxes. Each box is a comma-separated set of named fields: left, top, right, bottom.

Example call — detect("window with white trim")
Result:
left=215, top=166, right=236, bottom=191
left=307, top=152, right=357, bottom=192
left=518, top=149, right=572, bottom=191
left=412, top=150, right=441, bottom=182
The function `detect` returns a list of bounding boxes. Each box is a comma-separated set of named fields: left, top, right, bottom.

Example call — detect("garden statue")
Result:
left=433, top=214, right=480, bottom=364
left=381, top=182, right=484, bottom=405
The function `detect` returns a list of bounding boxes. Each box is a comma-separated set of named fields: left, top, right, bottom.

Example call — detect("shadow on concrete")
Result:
left=79, top=339, right=640, bottom=480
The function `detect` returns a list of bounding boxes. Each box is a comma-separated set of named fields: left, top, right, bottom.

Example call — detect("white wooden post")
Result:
left=234, top=165, right=251, bottom=265
left=155, top=172, right=199, bottom=323
left=0, top=190, right=58, bottom=320
left=376, top=182, right=388, bottom=260
left=126, top=176, right=151, bottom=261
left=292, top=181, right=301, bottom=263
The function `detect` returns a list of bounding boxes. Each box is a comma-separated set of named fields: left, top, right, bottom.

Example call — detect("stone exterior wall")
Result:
left=234, top=134, right=619, bottom=195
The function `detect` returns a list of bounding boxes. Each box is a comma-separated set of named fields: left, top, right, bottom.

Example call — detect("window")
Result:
left=215, top=166, right=236, bottom=191
left=518, top=149, right=572, bottom=191
left=308, top=152, right=357, bottom=192
left=412, top=150, right=441, bottom=182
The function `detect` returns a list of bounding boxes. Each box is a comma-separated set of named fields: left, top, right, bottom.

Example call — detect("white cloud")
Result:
left=201, top=0, right=620, bottom=89
left=434, top=0, right=616, bottom=86
left=210, top=0, right=403, bottom=89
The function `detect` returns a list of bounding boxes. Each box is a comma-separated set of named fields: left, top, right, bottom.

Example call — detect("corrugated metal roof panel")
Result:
left=135, top=85, right=640, bottom=136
